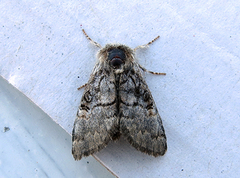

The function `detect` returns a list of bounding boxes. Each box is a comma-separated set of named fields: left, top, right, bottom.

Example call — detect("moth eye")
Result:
left=108, top=48, right=126, bottom=69
left=84, top=91, right=92, bottom=102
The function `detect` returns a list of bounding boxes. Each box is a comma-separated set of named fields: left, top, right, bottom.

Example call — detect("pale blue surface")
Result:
left=0, top=0, right=240, bottom=177
left=0, top=76, right=115, bottom=178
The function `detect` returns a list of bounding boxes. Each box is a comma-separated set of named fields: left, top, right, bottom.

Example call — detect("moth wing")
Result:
left=119, top=64, right=167, bottom=156
left=72, top=64, right=118, bottom=160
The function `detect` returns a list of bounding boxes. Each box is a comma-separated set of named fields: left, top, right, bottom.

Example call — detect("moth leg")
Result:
left=82, top=29, right=102, bottom=48
left=134, top=36, right=160, bottom=52
left=138, top=64, right=166, bottom=75
left=77, top=83, right=87, bottom=90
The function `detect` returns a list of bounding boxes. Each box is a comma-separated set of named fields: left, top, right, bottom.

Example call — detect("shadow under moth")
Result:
left=72, top=29, right=167, bottom=160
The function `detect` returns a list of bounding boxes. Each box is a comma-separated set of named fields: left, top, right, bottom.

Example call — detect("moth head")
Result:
left=98, top=44, right=134, bottom=73
left=107, top=48, right=126, bottom=69
left=82, top=29, right=160, bottom=73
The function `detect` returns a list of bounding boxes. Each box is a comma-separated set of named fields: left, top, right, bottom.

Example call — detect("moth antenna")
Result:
left=82, top=29, right=102, bottom=48
left=134, top=36, right=160, bottom=52
left=134, top=36, right=165, bottom=75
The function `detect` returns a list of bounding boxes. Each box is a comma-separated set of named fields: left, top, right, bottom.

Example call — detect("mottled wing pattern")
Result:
left=119, top=63, right=167, bottom=156
left=72, top=63, right=119, bottom=160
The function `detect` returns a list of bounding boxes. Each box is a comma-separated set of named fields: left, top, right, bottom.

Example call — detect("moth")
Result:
left=72, top=29, right=167, bottom=160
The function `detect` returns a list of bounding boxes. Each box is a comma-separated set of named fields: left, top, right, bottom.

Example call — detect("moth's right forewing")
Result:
left=72, top=63, right=119, bottom=160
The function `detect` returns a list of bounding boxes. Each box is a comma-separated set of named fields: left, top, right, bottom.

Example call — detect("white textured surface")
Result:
left=1, top=0, right=240, bottom=177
